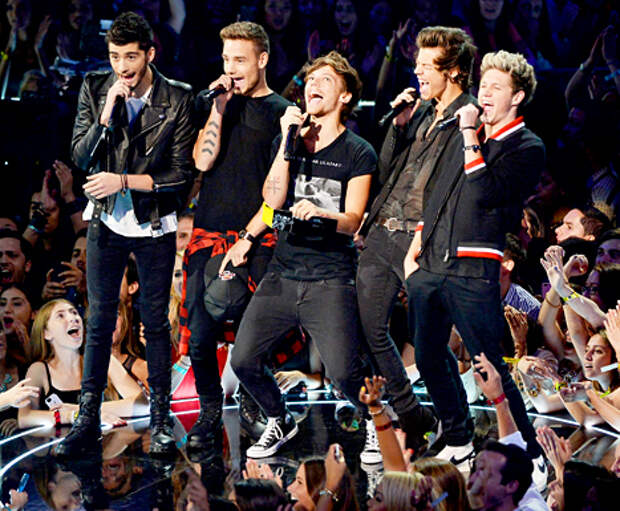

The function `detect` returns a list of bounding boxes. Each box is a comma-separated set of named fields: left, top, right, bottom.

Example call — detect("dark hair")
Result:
left=105, top=11, right=154, bottom=52
left=482, top=440, right=533, bottom=505
left=0, top=229, right=32, bottom=262
left=595, top=262, right=620, bottom=312
left=416, top=26, right=477, bottom=90
left=503, top=233, right=525, bottom=280
left=597, top=228, right=620, bottom=245
left=581, top=207, right=611, bottom=240
left=233, top=479, right=288, bottom=511
left=306, top=51, right=363, bottom=121
left=563, top=460, right=618, bottom=511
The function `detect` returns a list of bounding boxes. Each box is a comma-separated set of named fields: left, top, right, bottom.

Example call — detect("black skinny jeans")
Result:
left=231, top=272, right=369, bottom=417
left=82, top=223, right=175, bottom=396
left=356, top=224, right=421, bottom=416
left=406, top=268, right=542, bottom=458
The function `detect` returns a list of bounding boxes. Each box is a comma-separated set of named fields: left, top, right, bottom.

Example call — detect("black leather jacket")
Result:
left=71, top=65, right=195, bottom=226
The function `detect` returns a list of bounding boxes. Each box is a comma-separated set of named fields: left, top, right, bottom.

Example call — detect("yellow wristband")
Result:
left=561, top=290, right=579, bottom=303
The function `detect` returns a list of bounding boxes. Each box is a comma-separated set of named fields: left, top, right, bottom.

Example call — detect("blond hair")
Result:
left=480, top=50, right=537, bottom=106
left=306, top=51, right=362, bottom=121
left=220, top=21, right=270, bottom=54
left=380, top=471, right=431, bottom=511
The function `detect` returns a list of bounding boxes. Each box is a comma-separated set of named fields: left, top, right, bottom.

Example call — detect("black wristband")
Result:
left=64, top=198, right=86, bottom=216
left=460, top=126, right=477, bottom=132
left=463, top=144, right=481, bottom=152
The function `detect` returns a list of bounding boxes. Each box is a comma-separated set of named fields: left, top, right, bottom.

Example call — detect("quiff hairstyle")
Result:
left=305, top=51, right=362, bottom=121
left=416, top=26, right=477, bottom=90
left=481, top=50, right=537, bottom=106
left=220, top=21, right=270, bottom=55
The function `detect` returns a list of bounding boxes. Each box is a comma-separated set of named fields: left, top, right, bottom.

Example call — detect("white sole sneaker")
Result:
left=436, top=442, right=474, bottom=472
left=246, top=422, right=299, bottom=458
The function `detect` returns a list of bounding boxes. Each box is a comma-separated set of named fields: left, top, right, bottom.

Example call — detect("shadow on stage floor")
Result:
left=1, top=387, right=618, bottom=510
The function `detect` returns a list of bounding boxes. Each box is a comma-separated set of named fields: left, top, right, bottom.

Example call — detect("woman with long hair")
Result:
left=287, top=456, right=359, bottom=511
left=18, top=299, right=147, bottom=428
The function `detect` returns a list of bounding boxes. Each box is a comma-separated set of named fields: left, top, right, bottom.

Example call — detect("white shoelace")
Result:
left=364, top=420, right=379, bottom=451
left=256, top=417, right=283, bottom=447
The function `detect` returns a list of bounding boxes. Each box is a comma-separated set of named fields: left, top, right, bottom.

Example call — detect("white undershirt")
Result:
left=83, top=86, right=177, bottom=237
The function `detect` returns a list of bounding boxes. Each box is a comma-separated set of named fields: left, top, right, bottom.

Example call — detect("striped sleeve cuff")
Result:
left=464, top=157, right=486, bottom=175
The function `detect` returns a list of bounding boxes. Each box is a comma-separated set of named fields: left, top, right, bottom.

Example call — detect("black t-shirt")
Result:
left=269, top=129, right=377, bottom=280
left=194, top=93, right=291, bottom=231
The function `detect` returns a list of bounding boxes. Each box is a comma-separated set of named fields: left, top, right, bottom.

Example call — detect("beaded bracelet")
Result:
left=319, top=488, right=339, bottom=502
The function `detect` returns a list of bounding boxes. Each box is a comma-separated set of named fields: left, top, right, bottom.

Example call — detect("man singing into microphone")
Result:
left=231, top=51, right=376, bottom=458
left=54, top=11, right=194, bottom=458
left=181, top=22, right=290, bottom=463
left=405, top=50, right=546, bottom=477
left=355, top=26, right=476, bottom=462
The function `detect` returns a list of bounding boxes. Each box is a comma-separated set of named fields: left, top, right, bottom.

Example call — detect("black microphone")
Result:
left=437, top=104, right=483, bottom=130
left=201, top=85, right=229, bottom=101
left=108, top=94, right=127, bottom=130
left=378, top=90, right=420, bottom=127
left=283, top=123, right=299, bottom=161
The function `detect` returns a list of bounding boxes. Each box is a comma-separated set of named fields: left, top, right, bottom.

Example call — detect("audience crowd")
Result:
left=1, top=0, right=620, bottom=510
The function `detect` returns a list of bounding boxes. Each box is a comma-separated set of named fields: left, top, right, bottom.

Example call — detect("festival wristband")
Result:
left=602, top=362, right=620, bottom=373
left=487, top=393, right=506, bottom=406
left=561, top=290, right=579, bottom=303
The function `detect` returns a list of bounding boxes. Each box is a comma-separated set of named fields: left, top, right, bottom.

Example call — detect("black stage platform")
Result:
left=1, top=387, right=618, bottom=510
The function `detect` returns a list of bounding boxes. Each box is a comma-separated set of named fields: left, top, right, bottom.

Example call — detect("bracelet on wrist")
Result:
left=319, top=488, right=339, bottom=502
left=561, top=290, right=579, bottom=303
left=544, top=294, right=562, bottom=308
left=463, top=144, right=481, bottom=153
left=604, top=68, right=620, bottom=82
left=487, top=393, right=506, bottom=406
left=27, top=224, right=42, bottom=234
left=375, top=420, right=392, bottom=432
left=460, top=126, right=477, bottom=132
left=54, top=409, right=61, bottom=426
left=368, top=404, right=386, bottom=417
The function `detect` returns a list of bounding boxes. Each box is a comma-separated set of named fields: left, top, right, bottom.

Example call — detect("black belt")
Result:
left=376, top=216, right=418, bottom=234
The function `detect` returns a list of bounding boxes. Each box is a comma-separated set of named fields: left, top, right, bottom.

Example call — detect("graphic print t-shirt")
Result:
left=269, top=129, right=377, bottom=280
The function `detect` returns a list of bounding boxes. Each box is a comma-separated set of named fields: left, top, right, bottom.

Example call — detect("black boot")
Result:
left=53, top=391, right=102, bottom=459
left=149, top=391, right=176, bottom=457
left=238, top=386, right=267, bottom=440
left=398, top=404, right=438, bottom=458
left=186, top=395, right=222, bottom=463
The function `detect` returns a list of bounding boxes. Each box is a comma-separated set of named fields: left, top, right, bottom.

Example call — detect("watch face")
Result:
left=238, top=229, right=248, bottom=239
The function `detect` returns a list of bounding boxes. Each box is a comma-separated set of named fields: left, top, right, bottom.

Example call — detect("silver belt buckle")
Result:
left=385, top=217, right=399, bottom=232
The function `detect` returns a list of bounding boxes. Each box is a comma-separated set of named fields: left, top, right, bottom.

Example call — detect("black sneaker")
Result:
left=246, top=411, right=298, bottom=458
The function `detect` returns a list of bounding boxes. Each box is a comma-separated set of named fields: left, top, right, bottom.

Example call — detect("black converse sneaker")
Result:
left=246, top=411, right=298, bottom=458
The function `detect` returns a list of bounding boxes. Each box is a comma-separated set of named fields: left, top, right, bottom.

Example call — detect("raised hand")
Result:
left=473, top=352, right=503, bottom=401
left=359, top=375, right=386, bottom=408
left=536, top=425, right=572, bottom=475
left=603, top=303, right=620, bottom=359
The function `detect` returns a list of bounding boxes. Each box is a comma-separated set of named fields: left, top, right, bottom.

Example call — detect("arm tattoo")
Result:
left=207, top=121, right=219, bottom=129
left=265, top=176, right=281, bottom=195
left=203, top=139, right=215, bottom=147
left=201, top=148, right=214, bottom=155
left=205, top=130, right=218, bottom=138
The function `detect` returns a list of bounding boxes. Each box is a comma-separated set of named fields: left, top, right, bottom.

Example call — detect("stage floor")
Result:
left=1, top=387, right=618, bottom=510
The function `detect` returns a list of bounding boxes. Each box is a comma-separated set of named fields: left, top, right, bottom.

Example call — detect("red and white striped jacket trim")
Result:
left=464, top=157, right=486, bottom=175
left=415, top=221, right=424, bottom=233
left=457, top=246, right=504, bottom=261
left=489, top=116, right=525, bottom=141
